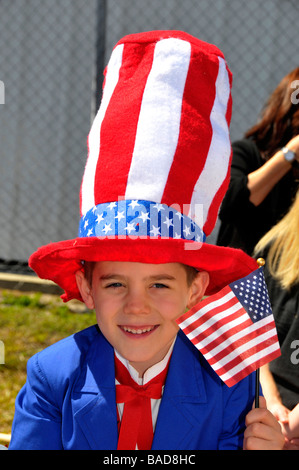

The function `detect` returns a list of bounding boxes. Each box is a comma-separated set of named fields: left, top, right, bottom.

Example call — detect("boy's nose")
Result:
left=123, top=289, right=151, bottom=315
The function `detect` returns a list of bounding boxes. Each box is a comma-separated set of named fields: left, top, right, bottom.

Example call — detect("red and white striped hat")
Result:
left=29, top=30, right=257, bottom=302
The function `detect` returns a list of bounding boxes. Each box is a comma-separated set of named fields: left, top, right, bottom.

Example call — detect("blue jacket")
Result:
left=9, top=326, right=256, bottom=450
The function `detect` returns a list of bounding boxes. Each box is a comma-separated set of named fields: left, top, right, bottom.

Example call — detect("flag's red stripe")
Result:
left=93, top=42, right=155, bottom=204
left=206, top=320, right=278, bottom=365
left=161, top=46, right=219, bottom=211
left=212, top=330, right=279, bottom=377
left=178, top=286, right=232, bottom=325
left=181, top=294, right=240, bottom=336
left=188, top=308, right=251, bottom=347
left=224, top=347, right=281, bottom=387
left=196, top=317, right=253, bottom=353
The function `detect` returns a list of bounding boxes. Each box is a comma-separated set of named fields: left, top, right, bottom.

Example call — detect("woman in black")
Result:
left=217, top=67, right=299, bottom=255
left=254, top=189, right=299, bottom=449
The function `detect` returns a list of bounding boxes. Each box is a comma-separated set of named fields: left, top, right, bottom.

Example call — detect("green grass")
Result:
left=0, top=289, right=96, bottom=439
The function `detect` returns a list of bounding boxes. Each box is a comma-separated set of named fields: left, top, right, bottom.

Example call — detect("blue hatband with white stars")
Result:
left=79, top=200, right=205, bottom=242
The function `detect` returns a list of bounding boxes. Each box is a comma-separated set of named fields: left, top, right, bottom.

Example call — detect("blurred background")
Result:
left=0, top=0, right=298, bottom=275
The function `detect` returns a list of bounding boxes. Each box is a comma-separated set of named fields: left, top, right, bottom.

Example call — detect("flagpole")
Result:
left=254, top=258, right=265, bottom=408
left=255, top=368, right=260, bottom=408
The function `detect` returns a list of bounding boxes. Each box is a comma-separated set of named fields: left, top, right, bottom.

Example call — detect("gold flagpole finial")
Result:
left=257, top=257, right=265, bottom=267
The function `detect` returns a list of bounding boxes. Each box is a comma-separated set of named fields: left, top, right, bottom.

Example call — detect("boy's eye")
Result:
left=106, top=282, right=123, bottom=288
left=152, top=283, right=169, bottom=289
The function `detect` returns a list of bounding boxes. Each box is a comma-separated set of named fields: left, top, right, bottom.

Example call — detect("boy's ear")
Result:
left=75, top=270, right=95, bottom=309
left=187, top=271, right=210, bottom=309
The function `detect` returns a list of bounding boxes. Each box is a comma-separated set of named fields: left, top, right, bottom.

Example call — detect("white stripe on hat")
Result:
left=188, top=57, right=231, bottom=228
left=125, top=38, right=191, bottom=202
left=81, top=43, right=124, bottom=216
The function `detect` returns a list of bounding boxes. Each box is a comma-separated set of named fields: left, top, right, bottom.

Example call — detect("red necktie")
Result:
left=115, top=355, right=169, bottom=450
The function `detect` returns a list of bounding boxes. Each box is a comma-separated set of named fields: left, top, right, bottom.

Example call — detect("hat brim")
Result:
left=28, top=237, right=258, bottom=302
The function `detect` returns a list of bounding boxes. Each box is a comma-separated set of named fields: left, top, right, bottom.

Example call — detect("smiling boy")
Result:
left=76, top=262, right=208, bottom=377
left=9, top=30, right=284, bottom=450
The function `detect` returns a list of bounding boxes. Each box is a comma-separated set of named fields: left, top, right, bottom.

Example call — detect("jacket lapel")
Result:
left=74, top=390, right=118, bottom=449
left=73, top=331, right=118, bottom=450
left=152, top=331, right=207, bottom=450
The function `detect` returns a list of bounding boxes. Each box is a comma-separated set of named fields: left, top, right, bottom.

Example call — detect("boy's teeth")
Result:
left=123, top=326, right=154, bottom=334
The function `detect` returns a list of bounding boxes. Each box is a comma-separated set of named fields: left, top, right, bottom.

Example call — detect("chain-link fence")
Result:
left=1, top=0, right=298, bottom=274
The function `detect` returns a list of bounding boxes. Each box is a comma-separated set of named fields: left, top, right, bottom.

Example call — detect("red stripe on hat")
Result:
left=160, top=48, right=220, bottom=213
left=93, top=42, right=156, bottom=205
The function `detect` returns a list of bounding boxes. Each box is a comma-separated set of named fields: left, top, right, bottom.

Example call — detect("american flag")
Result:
left=177, top=267, right=281, bottom=387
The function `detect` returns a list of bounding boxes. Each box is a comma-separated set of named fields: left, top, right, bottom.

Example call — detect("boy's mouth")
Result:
left=119, top=325, right=158, bottom=336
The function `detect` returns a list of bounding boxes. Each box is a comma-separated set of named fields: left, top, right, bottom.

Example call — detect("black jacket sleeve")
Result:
left=217, top=138, right=296, bottom=255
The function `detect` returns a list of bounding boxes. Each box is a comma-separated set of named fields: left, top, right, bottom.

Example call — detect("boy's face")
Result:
left=76, top=261, right=208, bottom=377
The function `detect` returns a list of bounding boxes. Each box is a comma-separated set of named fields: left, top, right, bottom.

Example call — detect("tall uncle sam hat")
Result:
left=29, top=30, right=257, bottom=302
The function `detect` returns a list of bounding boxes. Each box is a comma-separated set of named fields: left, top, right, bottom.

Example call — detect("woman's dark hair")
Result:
left=245, top=67, right=299, bottom=160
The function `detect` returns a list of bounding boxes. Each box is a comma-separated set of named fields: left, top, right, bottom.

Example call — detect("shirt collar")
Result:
left=114, top=337, right=176, bottom=386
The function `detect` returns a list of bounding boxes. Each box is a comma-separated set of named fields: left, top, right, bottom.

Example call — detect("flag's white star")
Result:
left=152, top=203, right=165, bottom=212
left=96, top=213, right=104, bottom=224
left=107, top=202, right=117, bottom=210
left=138, top=211, right=150, bottom=223
left=102, top=223, right=112, bottom=234
left=150, top=225, right=161, bottom=236
left=115, top=211, right=125, bottom=222
left=183, top=225, right=191, bottom=237
left=125, top=222, right=135, bottom=234
left=128, top=200, right=140, bottom=210
left=163, top=216, right=173, bottom=228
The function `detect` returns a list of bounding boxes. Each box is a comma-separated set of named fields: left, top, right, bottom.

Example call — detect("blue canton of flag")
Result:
left=230, top=268, right=273, bottom=322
